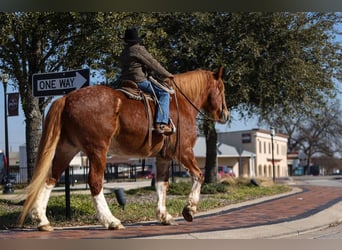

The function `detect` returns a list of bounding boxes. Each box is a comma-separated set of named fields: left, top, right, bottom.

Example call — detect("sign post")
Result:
left=32, top=69, right=90, bottom=97
left=32, top=68, right=90, bottom=217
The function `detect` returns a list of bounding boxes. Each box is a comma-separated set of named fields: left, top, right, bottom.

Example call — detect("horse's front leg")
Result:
left=88, top=155, right=125, bottom=230
left=91, top=188, right=125, bottom=230
left=182, top=174, right=203, bottom=222
left=155, top=158, right=178, bottom=225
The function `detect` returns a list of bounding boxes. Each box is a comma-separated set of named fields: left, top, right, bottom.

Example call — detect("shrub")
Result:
left=168, top=181, right=191, bottom=195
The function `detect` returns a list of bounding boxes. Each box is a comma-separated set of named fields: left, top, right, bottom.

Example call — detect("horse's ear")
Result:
left=215, top=66, right=224, bottom=79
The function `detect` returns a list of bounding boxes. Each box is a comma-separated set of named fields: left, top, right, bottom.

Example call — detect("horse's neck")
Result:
left=174, top=73, right=208, bottom=110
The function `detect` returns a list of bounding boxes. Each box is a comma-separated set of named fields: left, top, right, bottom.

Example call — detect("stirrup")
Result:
left=154, top=124, right=172, bottom=135
left=169, top=118, right=176, bottom=133
left=153, top=119, right=176, bottom=135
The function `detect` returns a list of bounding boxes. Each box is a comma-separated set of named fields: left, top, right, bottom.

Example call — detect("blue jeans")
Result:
left=137, top=79, right=170, bottom=124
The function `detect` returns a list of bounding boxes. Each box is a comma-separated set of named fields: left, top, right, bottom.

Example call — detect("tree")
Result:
left=201, top=120, right=218, bottom=183
left=1, top=12, right=341, bottom=182
left=0, top=12, right=129, bottom=178
left=150, top=12, right=342, bottom=182
left=259, top=99, right=342, bottom=174
left=296, top=101, right=342, bottom=173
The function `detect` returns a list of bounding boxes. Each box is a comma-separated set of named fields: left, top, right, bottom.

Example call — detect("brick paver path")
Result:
left=0, top=185, right=341, bottom=239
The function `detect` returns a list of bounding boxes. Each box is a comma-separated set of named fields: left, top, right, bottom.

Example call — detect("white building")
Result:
left=218, top=129, right=289, bottom=178
left=193, top=136, right=253, bottom=177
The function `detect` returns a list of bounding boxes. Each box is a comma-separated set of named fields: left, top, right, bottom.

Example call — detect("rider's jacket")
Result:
left=119, top=43, right=172, bottom=83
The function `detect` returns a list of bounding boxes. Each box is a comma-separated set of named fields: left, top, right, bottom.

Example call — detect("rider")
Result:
left=119, top=27, right=174, bottom=135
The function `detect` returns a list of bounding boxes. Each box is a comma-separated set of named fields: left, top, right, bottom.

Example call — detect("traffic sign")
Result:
left=32, top=69, right=90, bottom=97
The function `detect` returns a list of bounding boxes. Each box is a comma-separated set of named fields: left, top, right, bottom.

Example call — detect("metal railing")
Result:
left=3, top=163, right=140, bottom=186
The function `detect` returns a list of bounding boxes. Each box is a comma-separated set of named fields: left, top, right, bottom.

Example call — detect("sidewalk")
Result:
left=145, top=199, right=342, bottom=239
left=0, top=179, right=341, bottom=239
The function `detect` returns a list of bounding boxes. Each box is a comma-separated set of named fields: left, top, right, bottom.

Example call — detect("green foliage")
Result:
left=167, top=181, right=191, bottom=195
left=145, top=12, right=341, bottom=115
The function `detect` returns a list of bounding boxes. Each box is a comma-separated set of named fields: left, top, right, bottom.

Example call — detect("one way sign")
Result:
left=32, top=69, right=90, bottom=97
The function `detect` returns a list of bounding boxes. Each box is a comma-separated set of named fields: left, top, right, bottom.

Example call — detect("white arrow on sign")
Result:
left=37, top=72, right=87, bottom=91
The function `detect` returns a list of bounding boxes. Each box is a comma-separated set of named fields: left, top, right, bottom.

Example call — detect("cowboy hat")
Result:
left=120, top=28, right=146, bottom=43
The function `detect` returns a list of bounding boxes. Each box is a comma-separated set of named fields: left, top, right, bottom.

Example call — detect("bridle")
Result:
left=171, top=78, right=223, bottom=122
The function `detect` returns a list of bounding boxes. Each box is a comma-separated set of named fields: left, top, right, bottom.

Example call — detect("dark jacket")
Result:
left=119, top=43, right=172, bottom=82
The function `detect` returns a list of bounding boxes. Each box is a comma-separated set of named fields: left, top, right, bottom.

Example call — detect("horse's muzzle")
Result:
left=218, top=110, right=229, bottom=124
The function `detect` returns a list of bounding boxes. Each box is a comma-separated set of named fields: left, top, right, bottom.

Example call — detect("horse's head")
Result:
left=203, top=66, right=229, bottom=124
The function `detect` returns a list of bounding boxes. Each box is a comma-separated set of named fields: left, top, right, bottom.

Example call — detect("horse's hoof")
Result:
left=108, top=222, right=125, bottom=230
left=38, top=224, right=54, bottom=232
left=182, top=207, right=194, bottom=222
left=161, top=218, right=178, bottom=226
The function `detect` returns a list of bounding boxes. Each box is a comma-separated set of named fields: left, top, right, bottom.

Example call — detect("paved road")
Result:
left=278, top=176, right=342, bottom=239
left=0, top=176, right=341, bottom=239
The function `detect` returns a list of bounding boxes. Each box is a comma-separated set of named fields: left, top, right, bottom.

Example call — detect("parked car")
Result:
left=135, top=170, right=154, bottom=179
left=1, top=174, right=16, bottom=185
left=218, top=166, right=235, bottom=178
left=172, top=171, right=190, bottom=178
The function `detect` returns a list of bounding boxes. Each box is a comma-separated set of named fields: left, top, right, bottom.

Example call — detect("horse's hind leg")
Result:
left=30, top=182, right=54, bottom=231
left=155, top=157, right=178, bottom=225
left=31, top=143, right=78, bottom=231
left=87, top=152, right=124, bottom=230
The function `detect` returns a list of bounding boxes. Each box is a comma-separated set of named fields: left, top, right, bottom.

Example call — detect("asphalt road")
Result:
left=279, top=175, right=342, bottom=239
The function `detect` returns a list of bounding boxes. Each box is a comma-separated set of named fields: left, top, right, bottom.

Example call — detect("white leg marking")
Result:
left=181, top=175, right=202, bottom=222
left=155, top=181, right=175, bottom=224
left=92, top=188, right=122, bottom=229
left=31, top=183, right=54, bottom=227
left=156, top=181, right=167, bottom=216
left=188, top=176, right=202, bottom=212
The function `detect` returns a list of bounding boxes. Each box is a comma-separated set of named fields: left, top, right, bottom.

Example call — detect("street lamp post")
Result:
left=1, top=73, right=14, bottom=194
left=270, top=127, right=276, bottom=183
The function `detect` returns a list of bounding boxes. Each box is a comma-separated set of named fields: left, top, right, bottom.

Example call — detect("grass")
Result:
left=0, top=177, right=291, bottom=229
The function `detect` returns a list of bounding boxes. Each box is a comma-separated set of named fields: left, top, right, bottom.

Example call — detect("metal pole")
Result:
left=65, top=166, right=71, bottom=220
left=171, top=160, right=175, bottom=183
left=270, top=127, right=275, bottom=183
left=2, top=73, right=13, bottom=194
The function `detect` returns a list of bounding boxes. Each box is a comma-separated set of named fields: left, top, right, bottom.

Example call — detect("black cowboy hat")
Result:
left=120, top=28, right=146, bottom=43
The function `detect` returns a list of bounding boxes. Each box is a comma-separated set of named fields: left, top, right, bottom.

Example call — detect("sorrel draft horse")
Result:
left=19, top=67, right=229, bottom=231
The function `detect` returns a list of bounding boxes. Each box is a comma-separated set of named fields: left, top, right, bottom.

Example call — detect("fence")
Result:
left=3, top=161, right=186, bottom=186
left=4, top=163, right=140, bottom=185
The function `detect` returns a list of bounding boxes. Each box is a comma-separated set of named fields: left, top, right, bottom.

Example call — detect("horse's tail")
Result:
left=18, top=96, right=66, bottom=227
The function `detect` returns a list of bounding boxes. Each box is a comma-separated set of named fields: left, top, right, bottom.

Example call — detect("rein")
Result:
left=171, top=79, right=217, bottom=122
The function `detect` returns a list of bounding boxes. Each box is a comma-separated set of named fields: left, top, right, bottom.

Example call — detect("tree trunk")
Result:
left=203, top=120, right=218, bottom=183
left=24, top=98, right=42, bottom=180
left=24, top=37, right=44, bottom=181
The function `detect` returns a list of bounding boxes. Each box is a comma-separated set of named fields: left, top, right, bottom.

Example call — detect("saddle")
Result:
left=117, top=80, right=153, bottom=101
left=117, top=76, right=174, bottom=101
left=116, top=79, right=176, bottom=146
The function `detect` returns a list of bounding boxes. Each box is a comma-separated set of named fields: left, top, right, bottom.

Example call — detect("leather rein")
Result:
left=171, top=79, right=218, bottom=122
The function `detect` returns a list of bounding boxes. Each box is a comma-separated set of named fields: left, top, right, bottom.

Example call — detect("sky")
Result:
left=0, top=21, right=341, bottom=153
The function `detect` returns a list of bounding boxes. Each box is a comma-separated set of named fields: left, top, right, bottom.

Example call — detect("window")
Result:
left=264, top=142, right=266, bottom=154
left=268, top=142, right=271, bottom=154
left=277, top=144, right=279, bottom=155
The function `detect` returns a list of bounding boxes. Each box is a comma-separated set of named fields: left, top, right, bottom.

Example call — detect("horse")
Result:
left=18, top=67, right=229, bottom=231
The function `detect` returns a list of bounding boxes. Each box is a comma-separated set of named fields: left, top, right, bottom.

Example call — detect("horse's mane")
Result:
left=173, top=69, right=211, bottom=100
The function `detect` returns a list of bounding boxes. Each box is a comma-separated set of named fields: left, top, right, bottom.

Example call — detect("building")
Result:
left=217, top=129, right=288, bottom=178
left=193, top=136, right=253, bottom=177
